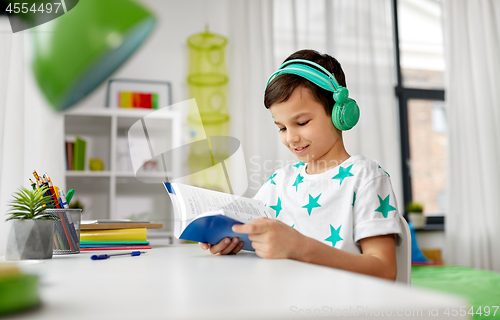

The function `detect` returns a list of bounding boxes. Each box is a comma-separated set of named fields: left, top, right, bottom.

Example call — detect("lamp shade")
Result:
left=32, top=0, right=156, bottom=111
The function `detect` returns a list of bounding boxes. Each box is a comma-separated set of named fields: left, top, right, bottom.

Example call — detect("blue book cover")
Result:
left=163, top=182, right=271, bottom=252
left=180, top=213, right=254, bottom=251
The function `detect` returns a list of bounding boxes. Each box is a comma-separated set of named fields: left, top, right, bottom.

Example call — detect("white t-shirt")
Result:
left=254, top=155, right=402, bottom=254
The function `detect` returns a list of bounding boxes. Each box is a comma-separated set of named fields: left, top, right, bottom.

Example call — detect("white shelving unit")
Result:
left=63, top=108, right=182, bottom=232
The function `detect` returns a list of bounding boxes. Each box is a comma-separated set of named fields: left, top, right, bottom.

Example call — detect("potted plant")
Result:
left=405, top=201, right=426, bottom=229
left=5, top=186, right=59, bottom=260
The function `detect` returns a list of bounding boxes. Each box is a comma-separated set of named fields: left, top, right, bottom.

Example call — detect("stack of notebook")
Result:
left=80, top=220, right=163, bottom=251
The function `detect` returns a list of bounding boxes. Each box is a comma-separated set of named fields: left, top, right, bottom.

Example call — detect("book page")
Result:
left=173, top=183, right=271, bottom=222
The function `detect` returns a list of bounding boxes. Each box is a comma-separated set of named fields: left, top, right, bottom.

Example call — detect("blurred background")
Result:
left=1, top=0, right=499, bottom=272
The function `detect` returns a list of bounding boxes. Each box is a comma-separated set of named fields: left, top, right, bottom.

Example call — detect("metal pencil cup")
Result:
left=48, top=209, right=82, bottom=254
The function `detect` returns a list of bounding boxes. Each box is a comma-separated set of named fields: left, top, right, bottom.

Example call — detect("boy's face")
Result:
left=270, top=86, right=342, bottom=165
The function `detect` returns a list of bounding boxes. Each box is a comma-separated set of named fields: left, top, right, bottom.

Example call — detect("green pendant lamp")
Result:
left=32, top=0, right=156, bottom=111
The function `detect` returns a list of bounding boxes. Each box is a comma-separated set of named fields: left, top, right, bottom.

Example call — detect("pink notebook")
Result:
left=80, top=246, right=152, bottom=251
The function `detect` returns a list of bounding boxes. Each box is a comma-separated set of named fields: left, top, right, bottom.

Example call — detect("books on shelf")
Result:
left=163, top=182, right=271, bottom=251
left=65, top=141, right=74, bottom=170
left=73, top=137, right=86, bottom=171
left=119, top=91, right=159, bottom=109
left=65, top=136, right=86, bottom=171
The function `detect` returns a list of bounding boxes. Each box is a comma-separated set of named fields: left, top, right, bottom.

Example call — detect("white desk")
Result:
left=4, top=244, right=467, bottom=319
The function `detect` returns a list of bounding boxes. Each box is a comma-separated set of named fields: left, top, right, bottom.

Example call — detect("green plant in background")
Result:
left=5, top=186, right=59, bottom=221
left=405, top=201, right=424, bottom=213
left=127, top=212, right=152, bottom=221
left=68, top=200, right=84, bottom=211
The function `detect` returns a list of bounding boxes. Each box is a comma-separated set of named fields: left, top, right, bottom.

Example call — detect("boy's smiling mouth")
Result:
left=293, top=145, right=309, bottom=154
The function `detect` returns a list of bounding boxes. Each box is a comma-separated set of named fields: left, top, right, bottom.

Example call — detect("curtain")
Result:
left=0, top=17, right=18, bottom=257
left=228, top=0, right=297, bottom=197
left=442, top=0, right=500, bottom=271
left=326, top=0, right=401, bottom=202
left=266, top=0, right=403, bottom=207
left=0, top=18, right=65, bottom=256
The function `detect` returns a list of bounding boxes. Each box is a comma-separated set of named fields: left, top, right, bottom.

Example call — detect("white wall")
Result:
left=70, top=0, right=231, bottom=112
left=0, top=0, right=234, bottom=256
left=0, top=18, right=66, bottom=257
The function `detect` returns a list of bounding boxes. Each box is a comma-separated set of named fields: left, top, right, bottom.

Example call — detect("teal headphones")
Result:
left=266, top=59, right=360, bottom=131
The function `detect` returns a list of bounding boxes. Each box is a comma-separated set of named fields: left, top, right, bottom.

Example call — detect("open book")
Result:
left=163, top=182, right=271, bottom=251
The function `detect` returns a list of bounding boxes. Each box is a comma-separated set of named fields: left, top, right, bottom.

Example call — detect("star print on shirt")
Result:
left=375, top=195, right=396, bottom=218
left=325, top=224, right=343, bottom=247
left=332, top=164, right=354, bottom=185
left=292, top=173, right=304, bottom=192
left=269, top=197, right=282, bottom=218
left=352, top=192, right=356, bottom=206
left=293, top=161, right=305, bottom=168
left=267, top=173, right=277, bottom=185
left=302, top=194, right=322, bottom=216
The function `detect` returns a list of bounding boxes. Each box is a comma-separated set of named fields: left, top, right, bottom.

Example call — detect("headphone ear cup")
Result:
left=331, top=102, right=344, bottom=130
left=331, top=99, right=360, bottom=131
left=342, top=99, right=360, bottom=130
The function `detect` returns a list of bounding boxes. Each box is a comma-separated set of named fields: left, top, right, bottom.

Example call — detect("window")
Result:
left=393, top=0, right=446, bottom=219
left=399, top=0, right=445, bottom=89
left=407, top=99, right=446, bottom=216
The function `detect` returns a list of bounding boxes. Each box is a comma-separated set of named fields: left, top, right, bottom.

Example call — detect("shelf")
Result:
left=65, top=115, right=112, bottom=134
left=66, top=171, right=170, bottom=177
left=65, top=115, right=111, bottom=171
left=115, top=175, right=169, bottom=186
left=115, top=182, right=172, bottom=229
left=65, top=107, right=177, bottom=119
left=66, top=176, right=110, bottom=220
left=63, top=107, right=181, bottom=225
left=115, top=172, right=170, bottom=178
left=66, top=171, right=112, bottom=177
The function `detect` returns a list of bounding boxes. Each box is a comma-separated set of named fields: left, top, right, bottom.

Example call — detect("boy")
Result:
left=199, top=49, right=402, bottom=280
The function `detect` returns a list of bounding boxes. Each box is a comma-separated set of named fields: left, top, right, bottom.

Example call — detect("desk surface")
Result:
left=4, top=244, right=467, bottom=320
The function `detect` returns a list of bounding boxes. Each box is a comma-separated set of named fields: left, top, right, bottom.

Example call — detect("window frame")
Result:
left=391, top=0, right=445, bottom=228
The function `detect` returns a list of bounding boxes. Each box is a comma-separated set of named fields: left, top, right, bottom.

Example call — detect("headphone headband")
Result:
left=266, top=58, right=360, bottom=131
left=266, top=59, right=341, bottom=90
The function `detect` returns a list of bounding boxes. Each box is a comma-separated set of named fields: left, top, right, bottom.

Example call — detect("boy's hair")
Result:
left=264, top=49, right=346, bottom=116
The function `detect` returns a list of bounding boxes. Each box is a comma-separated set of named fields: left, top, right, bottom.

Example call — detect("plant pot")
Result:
left=408, top=212, right=426, bottom=229
left=6, top=220, right=54, bottom=260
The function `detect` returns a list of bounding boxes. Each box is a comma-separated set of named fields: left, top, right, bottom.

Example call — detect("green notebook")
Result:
left=73, top=136, right=86, bottom=171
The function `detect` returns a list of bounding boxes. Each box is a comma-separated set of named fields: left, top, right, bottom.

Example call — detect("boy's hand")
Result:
left=198, top=237, right=244, bottom=255
left=232, top=218, right=303, bottom=259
